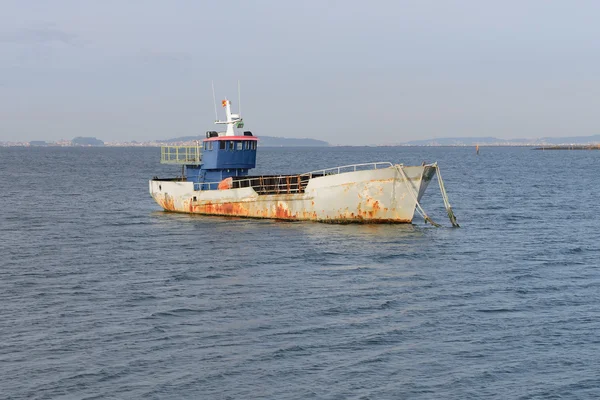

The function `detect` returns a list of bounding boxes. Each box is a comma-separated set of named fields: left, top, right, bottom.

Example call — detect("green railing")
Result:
left=160, top=146, right=202, bottom=165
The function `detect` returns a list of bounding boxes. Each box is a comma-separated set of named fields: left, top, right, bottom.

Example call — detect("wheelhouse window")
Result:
left=219, top=141, right=226, bottom=150
left=236, top=141, right=243, bottom=150
left=229, top=141, right=234, bottom=150
left=252, top=141, right=257, bottom=150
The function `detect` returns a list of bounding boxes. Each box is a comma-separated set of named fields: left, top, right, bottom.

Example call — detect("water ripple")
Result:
left=2, top=147, right=600, bottom=399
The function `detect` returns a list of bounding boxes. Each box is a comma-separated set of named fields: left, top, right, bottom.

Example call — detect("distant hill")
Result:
left=403, top=135, right=600, bottom=146
left=403, top=137, right=529, bottom=146
left=72, top=137, right=104, bottom=146
left=160, top=135, right=329, bottom=147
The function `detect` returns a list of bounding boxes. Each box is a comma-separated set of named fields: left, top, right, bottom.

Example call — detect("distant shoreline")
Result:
left=5, top=133, right=600, bottom=148
left=4, top=143, right=600, bottom=148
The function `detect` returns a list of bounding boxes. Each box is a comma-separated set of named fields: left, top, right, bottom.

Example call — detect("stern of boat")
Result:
left=149, top=179, right=195, bottom=212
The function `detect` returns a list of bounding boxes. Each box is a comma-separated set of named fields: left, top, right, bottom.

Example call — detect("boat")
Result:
left=149, top=97, right=458, bottom=225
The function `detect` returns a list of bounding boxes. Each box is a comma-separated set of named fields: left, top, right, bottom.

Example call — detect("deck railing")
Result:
left=300, top=162, right=393, bottom=179
left=161, top=145, right=202, bottom=165
left=192, top=162, right=394, bottom=194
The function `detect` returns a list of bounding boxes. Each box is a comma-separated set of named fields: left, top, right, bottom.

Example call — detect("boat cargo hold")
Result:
left=149, top=98, right=458, bottom=225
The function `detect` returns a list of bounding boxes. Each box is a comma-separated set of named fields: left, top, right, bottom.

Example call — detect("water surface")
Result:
left=1, top=146, right=599, bottom=399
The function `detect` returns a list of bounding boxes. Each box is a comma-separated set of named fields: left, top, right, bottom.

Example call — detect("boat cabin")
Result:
left=159, top=98, right=258, bottom=189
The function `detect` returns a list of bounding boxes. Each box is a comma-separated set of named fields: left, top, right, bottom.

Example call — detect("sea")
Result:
left=1, top=146, right=599, bottom=399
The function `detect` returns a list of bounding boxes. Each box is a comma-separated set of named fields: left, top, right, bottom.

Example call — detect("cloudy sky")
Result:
left=1, top=0, right=599, bottom=145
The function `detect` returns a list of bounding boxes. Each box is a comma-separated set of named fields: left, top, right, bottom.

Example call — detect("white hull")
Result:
left=149, top=164, right=437, bottom=223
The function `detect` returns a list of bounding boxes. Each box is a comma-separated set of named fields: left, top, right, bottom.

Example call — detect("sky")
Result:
left=1, top=0, right=599, bottom=145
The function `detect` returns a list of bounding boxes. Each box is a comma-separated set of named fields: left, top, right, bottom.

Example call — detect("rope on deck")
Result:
left=395, top=165, right=441, bottom=227
left=435, top=164, right=460, bottom=227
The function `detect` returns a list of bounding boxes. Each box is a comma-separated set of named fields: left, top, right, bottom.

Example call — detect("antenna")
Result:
left=238, top=80, right=242, bottom=117
left=211, top=81, right=218, bottom=121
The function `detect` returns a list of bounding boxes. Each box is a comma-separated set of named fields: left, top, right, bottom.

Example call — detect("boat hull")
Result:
left=149, top=165, right=436, bottom=223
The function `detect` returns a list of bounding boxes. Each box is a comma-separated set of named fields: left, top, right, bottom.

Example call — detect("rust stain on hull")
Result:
left=157, top=193, right=175, bottom=211
left=156, top=196, right=412, bottom=223
left=190, top=201, right=301, bottom=220
left=193, top=201, right=251, bottom=217
left=175, top=199, right=411, bottom=223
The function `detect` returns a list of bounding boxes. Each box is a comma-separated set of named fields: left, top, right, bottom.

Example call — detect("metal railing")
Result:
left=161, top=145, right=202, bottom=165
left=300, top=162, right=393, bottom=179
left=195, top=176, right=308, bottom=194
left=192, top=162, right=394, bottom=194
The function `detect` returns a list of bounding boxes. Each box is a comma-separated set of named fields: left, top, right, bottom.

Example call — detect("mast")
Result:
left=215, top=98, right=242, bottom=136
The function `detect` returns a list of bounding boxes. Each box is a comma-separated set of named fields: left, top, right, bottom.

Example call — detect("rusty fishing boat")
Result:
left=149, top=97, right=458, bottom=226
